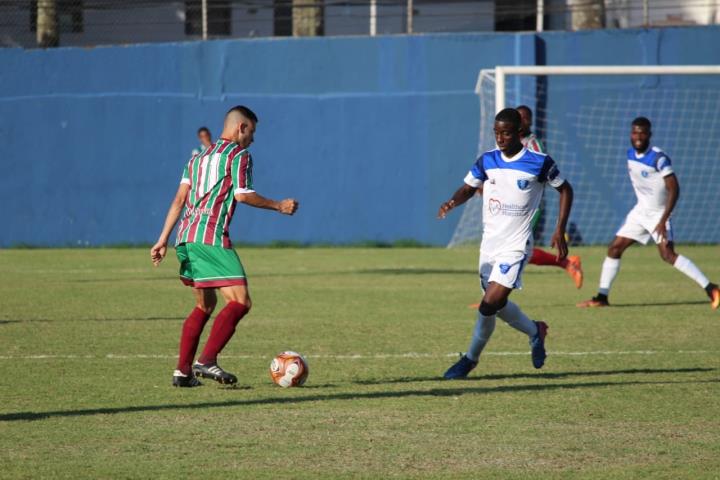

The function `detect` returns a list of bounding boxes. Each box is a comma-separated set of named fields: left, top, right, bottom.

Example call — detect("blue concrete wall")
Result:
left=1, top=27, right=720, bottom=246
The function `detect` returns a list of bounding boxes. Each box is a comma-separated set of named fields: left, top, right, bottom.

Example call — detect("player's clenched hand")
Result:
left=278, top=199, right=299, bottom=215
left=150, top=241, right=167, bottom=267
left=653, top=222, right=668, bottom=243
left=437, top=200, right=455, bottom=219
left=551, top=229, right=568, bottom=261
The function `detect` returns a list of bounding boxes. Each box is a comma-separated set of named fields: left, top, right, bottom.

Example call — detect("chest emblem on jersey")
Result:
left=516, top=178, right=531, bottom=190
left=489, top=198, right=501, bottom=216
left=641, top=170, right=649, bottom=178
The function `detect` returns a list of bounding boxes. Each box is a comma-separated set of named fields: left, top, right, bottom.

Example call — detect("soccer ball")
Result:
left=269, top=351, right=309, bottom=388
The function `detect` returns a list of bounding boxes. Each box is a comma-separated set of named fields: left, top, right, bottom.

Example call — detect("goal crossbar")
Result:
left=477, top=65, right=720, bottom=112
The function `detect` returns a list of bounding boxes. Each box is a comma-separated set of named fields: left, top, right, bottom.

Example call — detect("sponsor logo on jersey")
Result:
left=185, top=207, right=214, bottom=216
left=517, top=178, right=531, bottom=190
left=488, top=198, right=529, bottom=217
left=641, top=170, right=649, bottom=178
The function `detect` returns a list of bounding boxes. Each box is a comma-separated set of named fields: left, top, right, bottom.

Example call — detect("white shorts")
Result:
left=479, top=249, right=530, bottom=291
left=616, top=205, right=674, bottom=245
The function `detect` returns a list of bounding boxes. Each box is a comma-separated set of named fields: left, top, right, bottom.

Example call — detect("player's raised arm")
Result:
left=151, top=182, right=190, bottom=266
left=235, top=191, right=299, bottom=215
left=228, top=127, right=298, bottom=216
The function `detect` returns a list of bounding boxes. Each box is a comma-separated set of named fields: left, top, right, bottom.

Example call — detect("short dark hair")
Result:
left=227, top=105, right=259, bottom=123
left=197, top=126, right=210, bottom=135
left=516, top=105, right=532, bottom=118
left=632, top=116, right=651, bottom=130
left=495, top=108, right=521, bottom=129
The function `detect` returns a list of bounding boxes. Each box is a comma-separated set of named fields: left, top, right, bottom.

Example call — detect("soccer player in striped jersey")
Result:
left=517, top=105, right=583, bottom=289
left=439, top=108, right=574, bottom=379
left=578, top=117, right=719, bottom=309
left=151, top=106, right=299, bottom=387
left=191, top=126, right=212, bottom=157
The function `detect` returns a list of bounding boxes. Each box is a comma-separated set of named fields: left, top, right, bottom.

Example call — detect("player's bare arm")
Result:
left=551, top=181, right=573, bottom=260
left=235, top=191, right=299, bottom=215
left=438, top=184, right=477, bottom=219
left=151, top=183, right=190, bottom=266
left=654, top=173, right=679, bottom=241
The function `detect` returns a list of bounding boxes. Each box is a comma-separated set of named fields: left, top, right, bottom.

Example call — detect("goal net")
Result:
left=448, top=66, right=720, bottom=248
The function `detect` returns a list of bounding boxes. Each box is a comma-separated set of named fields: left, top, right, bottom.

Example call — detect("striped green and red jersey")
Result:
left=175, top=138, right=254, bottom=248
left=522, top=132, right=545, bottom=154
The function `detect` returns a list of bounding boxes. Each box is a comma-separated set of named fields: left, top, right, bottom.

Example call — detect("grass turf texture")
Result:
left=1, top=246, right=718, bottom=479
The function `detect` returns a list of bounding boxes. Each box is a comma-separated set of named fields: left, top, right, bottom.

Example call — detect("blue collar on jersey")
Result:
left=483, top=147, right=548, bottom=176
left=628, top=145, right=661, bottom=169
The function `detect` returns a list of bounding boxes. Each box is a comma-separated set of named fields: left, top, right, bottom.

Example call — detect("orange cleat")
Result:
left=576, top=296, right=609, bottom=308
left=710, top=286, right=720, bottom=310
left=564, top=255, right=584, bottom=289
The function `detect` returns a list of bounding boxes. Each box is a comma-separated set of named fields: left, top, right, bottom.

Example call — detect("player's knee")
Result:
left=607, top=245, right=623, bottom=259
left=197, top=302, right=215, bottom=314
left=197, top=294, right=217, bottom=314
left=479, top=298, right=508, bottom=316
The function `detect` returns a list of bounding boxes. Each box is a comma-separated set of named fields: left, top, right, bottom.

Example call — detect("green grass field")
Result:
left=1, top=246, right=719, bottom=479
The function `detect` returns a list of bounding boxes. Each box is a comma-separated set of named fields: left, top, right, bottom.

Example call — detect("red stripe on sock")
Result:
left=198, top=301, right=250, bottom=365
left=529, top=248, right=566, bottom=268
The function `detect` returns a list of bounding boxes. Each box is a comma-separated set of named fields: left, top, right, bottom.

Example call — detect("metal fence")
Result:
left=1, top=0, right=718, bottom=48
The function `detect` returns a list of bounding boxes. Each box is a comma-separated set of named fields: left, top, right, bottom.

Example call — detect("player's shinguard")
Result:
left=578, top=117, right=719, bottom=309
left=151, top=105, right=299, bottom=387
left=439, top=108, right=574, bottom=378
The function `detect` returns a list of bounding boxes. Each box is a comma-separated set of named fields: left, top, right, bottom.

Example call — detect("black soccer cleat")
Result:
left=530, top=321, right=548, bottom=369
left=443, top=354, right=479, bottom=379
left=172, top=370, right=202, bottom=388
left=192, top=362, right=238, bottom=385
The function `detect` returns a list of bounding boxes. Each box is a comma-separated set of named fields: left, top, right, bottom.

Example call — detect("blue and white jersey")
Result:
left=627, top=146, right=674, bottom=211
left=464, top=148, right=565, bottom=254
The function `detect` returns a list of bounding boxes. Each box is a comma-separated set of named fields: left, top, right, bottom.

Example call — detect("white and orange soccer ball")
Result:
left=269, top=351, right=309, bottom=388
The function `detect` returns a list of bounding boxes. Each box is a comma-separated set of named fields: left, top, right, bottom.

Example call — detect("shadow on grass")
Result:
left=0, top=317, right=184, bottom=324
left=353, top=367, right=716, bottom=386
left=68, top=267, right=579, bottom=284
left=68, top=277, right=175, bottom=283
left=2, top=376, right=718, bottom=423
left=609, top=300, right=709, bottom=308
left=0, top=319, right=53, bottom=325
left=353, top=268, right=477, bottom=276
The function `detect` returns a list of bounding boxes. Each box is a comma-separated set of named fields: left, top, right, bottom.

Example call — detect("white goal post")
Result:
left=447, top=64, right=720, bottom=248
left=482, top=65, right=720, bottom=112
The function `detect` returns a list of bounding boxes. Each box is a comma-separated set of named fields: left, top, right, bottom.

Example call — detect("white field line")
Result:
left=0, top=350, right=713, bottom=361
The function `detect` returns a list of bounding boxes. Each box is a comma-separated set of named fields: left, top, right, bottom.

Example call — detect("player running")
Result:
left=191, top=126, right=212, bottom=156
left=578, top=117, right=719, bottom=309
left=517, top=105, right=583, bottom=289
left=151, top=106, right=299, bottom=387
left=439, top=108, right=574, bottom=379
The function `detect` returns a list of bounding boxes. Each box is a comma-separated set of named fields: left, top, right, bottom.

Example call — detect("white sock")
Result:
left=598, top=257, right=621, bottom=296
left=467, top=313, right=496, bottom=362
left=673, top=255, right=710, bottom=289
left=497, top=301, right=537, bottom=337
